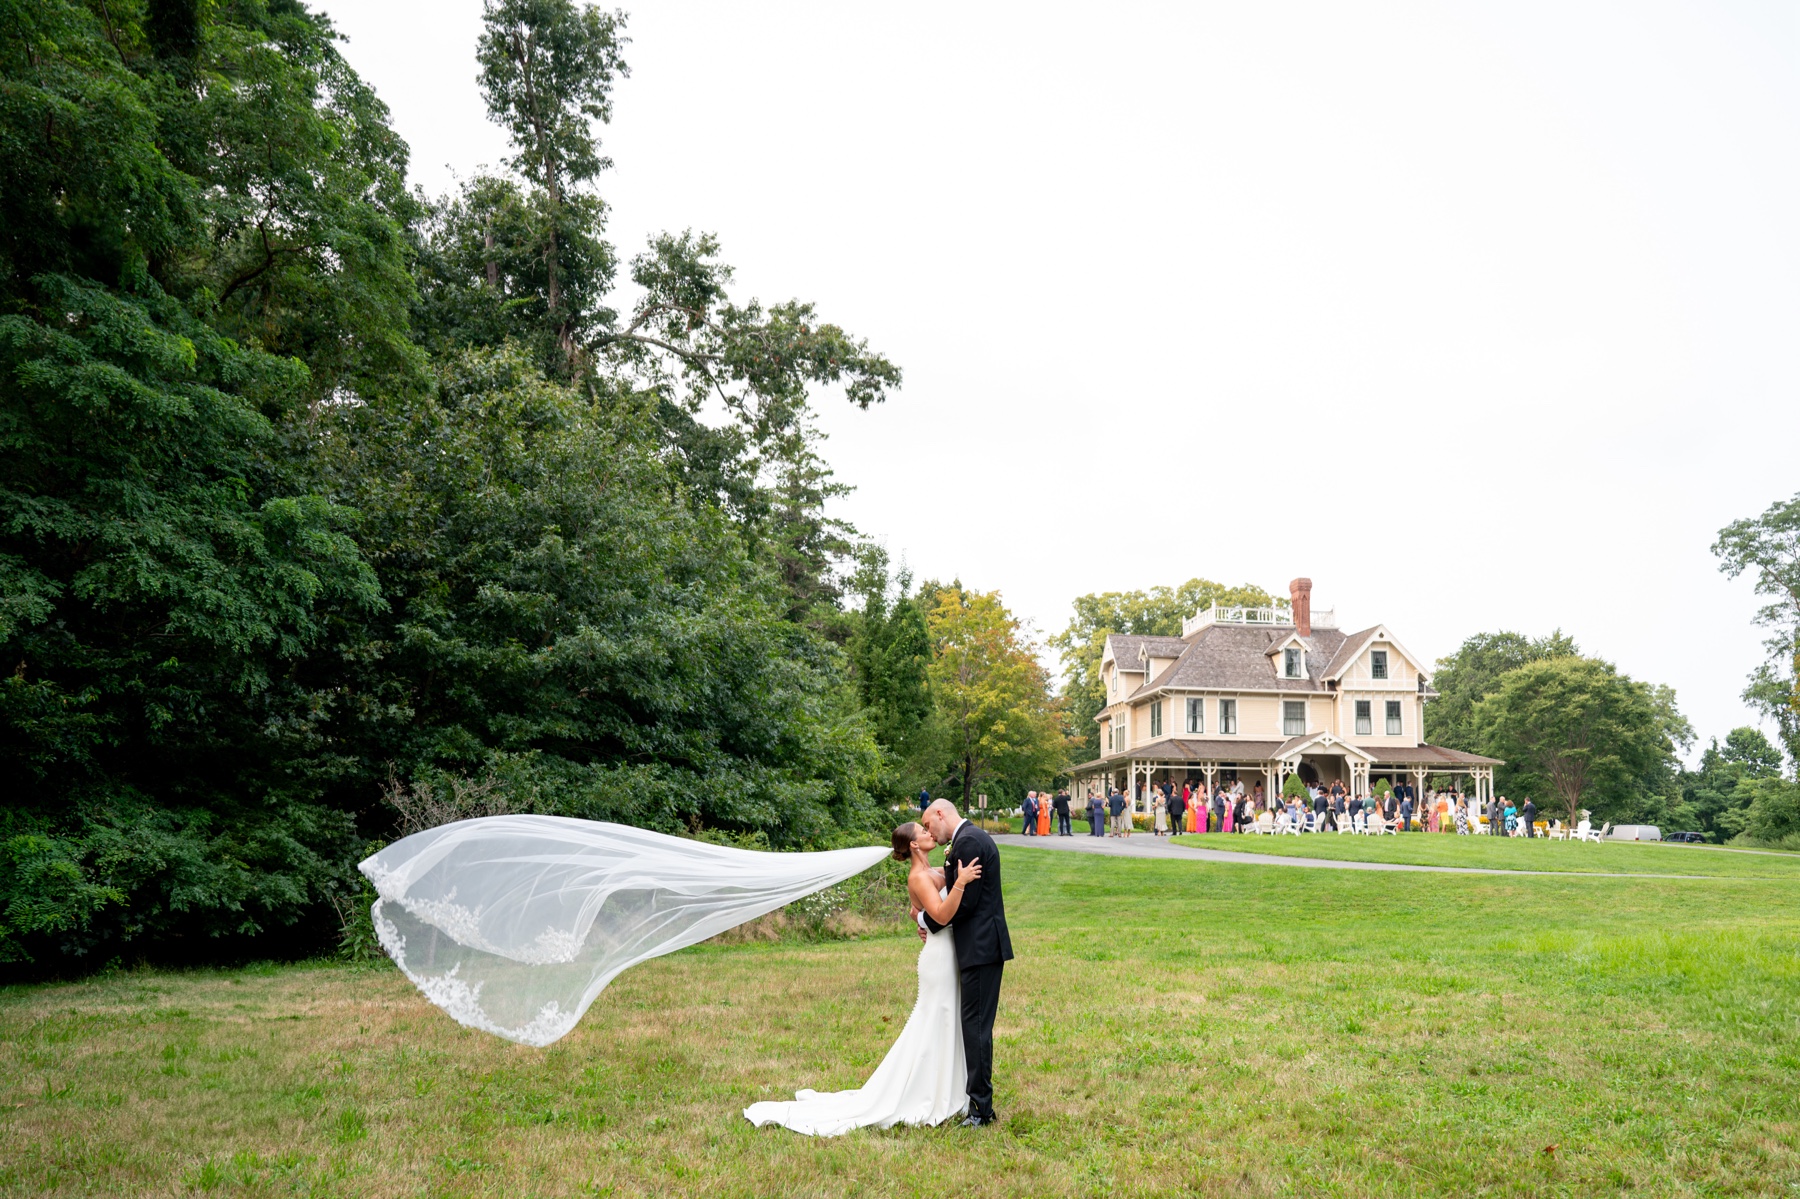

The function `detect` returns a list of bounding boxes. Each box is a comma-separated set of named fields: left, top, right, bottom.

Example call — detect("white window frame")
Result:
left=1218, top=698, right=1237, bottom=735
left=1185, top=697, right=1204, bottom=734
left=1283, top=700, right=1306, bottom=736
left=1354, top=700, right=1372, bottom=736
left=1150, top=701, right=1163, bottom=738
left=1284, top=647, right=1302, bottom=679
left=1371, top=650, right=1388, bottom=680
left=1386, top=699, right=1402, bottom=736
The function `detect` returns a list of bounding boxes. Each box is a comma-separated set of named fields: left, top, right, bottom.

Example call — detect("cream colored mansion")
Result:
left=1070, top=579, right=1501, bottom=810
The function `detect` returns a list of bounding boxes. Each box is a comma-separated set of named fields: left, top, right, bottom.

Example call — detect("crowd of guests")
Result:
left=1015, top=781, right=1546, bottom=838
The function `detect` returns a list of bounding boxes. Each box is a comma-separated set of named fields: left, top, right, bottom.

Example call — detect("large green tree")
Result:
left=314, top=347, right=883, bottom=845
left=1, top=0, right=402, bottom=963
left=1472, top=657, right=1679, bottom=826
left=1051, top=578, right=1278, bottom=761
left=1425, top=630, right=1579, bottom=751
left=1713, top=492, right=1800, bottom=766
left=927, top=588, right=1065, bottom=807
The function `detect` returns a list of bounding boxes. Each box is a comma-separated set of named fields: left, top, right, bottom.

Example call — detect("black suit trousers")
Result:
left=959, top=961, right=1003, bottom=1119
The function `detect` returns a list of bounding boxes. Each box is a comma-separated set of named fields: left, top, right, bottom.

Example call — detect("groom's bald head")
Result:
left=923, top=799, right=960, bottom=842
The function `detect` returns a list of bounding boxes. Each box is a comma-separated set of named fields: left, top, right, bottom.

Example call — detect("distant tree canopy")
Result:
left=1051, top=579, right=1279, bottom=761
left=0, top=0, right=938, bottom=970
left=1713, top=491, right=1800, bottom=768
left=1425, top=630, right=1579, bottom=752
left=1472, top=656, right=1681, bottom=827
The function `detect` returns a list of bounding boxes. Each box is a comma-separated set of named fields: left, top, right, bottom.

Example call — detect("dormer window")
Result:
left=1283, top=647, right=1302, bottom=679
left=1371, top=650, right=1388, bottom=680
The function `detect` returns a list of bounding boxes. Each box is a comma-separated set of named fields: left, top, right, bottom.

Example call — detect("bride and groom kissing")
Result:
left=745, top=799, right=1013, bottom=1136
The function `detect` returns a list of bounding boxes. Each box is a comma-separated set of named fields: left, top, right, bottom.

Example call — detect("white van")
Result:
left=1607, top=824, right=1662, bottom=842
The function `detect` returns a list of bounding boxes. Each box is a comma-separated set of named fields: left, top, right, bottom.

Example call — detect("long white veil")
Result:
left=360, top=815, right=889, bottom=1046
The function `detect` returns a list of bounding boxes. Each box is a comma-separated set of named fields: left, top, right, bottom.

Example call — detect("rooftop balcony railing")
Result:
left=1183, top=603, right=1337, bottom=636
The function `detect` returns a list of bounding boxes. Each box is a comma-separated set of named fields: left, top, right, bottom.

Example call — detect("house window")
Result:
left=1386, top=700, right=1403, bottom=735
left=1354, top=700, right=1372, bottom=736
left=1218, top=699, right=1237, bottom=734
left=1150, top=701, right=1163, bottom=738
left=1284, top=647, right=1301, bottom=678
left=1283, top=701, right=1305, bottom=736
left=1109, top=671, right=1117, bottom=697
left=1185, top=697, right=1204, bottom=734
left=1371, top=650, right=1388, bottom=680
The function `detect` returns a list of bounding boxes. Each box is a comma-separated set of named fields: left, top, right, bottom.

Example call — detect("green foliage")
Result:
left=316, top=346, right=883, bottom=845
left=1713, top=492, right=1800, bottom=766
left=925, top=587, right=1065, bottom=806
left=1281, top=773, right=1308, bottom=800
left=1373, top=778, right=1394, bottom=799
left=842, top=546, right=938, bottom=797
left=1426, top=630, right=1579, bottom=751
left=1672, top=727, right=1783, bottom=842
left=1737, top=776, right=1800, bottom=850
left=1472, top=657, right=1679, bottom=826
left=0, top=0, right=415, bottom=967
left=1051, top=578, right=1279, bottom=760
left=0, top=0, right=901, bottom=968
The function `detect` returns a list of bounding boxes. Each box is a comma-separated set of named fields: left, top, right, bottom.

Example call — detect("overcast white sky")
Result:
left=319, top=0, right=1799, bottom=760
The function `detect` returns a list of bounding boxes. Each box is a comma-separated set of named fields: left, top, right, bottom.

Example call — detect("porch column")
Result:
left=1413, top=767, right=1428, bottom=805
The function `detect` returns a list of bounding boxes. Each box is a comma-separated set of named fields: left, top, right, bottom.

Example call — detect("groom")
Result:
left=920, top=799, right=1012, bottom=1127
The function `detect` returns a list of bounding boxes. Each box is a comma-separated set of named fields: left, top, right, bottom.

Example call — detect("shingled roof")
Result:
left=1100, top=738, right=1288, bottom=763
left=1104, top=634, right=1189, bottom=671
left=1126, top=622, right=1349, bottom=698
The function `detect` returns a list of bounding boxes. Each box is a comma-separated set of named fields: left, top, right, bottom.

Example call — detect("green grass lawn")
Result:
left=5, top=847, right=1800, bottom=1197
left=1170, top=832, right=1800, bottom=879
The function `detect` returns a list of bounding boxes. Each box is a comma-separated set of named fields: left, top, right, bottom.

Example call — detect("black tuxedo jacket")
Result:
left=923, top=821, right=1013, bottom=968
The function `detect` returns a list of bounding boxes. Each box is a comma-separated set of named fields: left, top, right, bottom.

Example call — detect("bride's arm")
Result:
left=908, top=859, right=983, bottom=926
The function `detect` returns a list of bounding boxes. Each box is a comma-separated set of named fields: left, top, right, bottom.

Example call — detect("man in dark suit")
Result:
left=921, top=799, right=1013, bottom=1127
left=1167, top=787, right=1187, bottom=836
left=1020, top=791, right=1037, bottom=835
left=1051, top=790, right=1072, bottom=836
left=1521, top=797, right=1538, bottom=837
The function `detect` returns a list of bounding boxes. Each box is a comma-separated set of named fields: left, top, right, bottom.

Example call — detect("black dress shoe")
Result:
left=959, top=1113, right=993, bottom=1128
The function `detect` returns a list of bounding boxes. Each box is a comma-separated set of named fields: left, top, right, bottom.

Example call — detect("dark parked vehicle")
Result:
left=1665, top=831, right=1707, bottom=844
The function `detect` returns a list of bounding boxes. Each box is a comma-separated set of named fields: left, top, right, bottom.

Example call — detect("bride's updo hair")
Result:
left=891, top=822, right=921, bottom=861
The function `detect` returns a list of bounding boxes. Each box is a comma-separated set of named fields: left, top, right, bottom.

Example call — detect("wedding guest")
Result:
left=1088, top=792, right=1105, bottom=836
left=1454, top=796, right=1469, bottom=835
left=1108, top=789, right=1126, bottom=837
left=1052, top=790, right=1071, bottom=836
left=1152, top=790, right=1168, bottom=837
left=1399, top=793, right=1414, bottom=832
left=1168, top=787, right=1186, bottom=836
left=1037, top=793, right=1051, bottom=837
left=1021, top=791, right=1037, bottom=836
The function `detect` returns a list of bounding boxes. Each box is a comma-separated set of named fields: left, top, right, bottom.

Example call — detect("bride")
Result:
left=745, top=821, right=981, bottom=1136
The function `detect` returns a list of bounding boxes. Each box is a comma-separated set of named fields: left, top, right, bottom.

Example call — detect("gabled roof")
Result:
left=1264, top=630, right=1309, bottom=658
left=1127, top=622, right=1349, bottom=699
left=1320, top=625, right=1431, bottom=684
left=1271, top=732, right=1376, bottom=762
left=1102, top=633, right=1189, bottom=671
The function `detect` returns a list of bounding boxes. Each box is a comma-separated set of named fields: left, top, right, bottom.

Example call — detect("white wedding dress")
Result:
left=745, top=898, right=967, bottom=1136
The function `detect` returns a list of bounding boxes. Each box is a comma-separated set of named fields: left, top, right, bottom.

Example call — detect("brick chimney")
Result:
left=1289, top=577, right=1312, bottom=637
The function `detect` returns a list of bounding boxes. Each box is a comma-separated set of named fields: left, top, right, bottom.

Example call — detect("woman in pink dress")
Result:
left=1221, top=799, right=1233, bottom=835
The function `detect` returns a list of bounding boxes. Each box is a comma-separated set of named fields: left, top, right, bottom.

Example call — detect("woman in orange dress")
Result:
left=1037, top=794, right=1051, bottom=837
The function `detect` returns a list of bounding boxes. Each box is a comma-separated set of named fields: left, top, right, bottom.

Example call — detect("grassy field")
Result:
left=4, top=847, right=1800, bottom=1198
left=1171, top=833, right=1800, bottom=879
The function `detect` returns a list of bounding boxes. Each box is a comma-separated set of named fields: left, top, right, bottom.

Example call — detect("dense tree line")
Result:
left=1, top=0, right=1054, bottom=970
